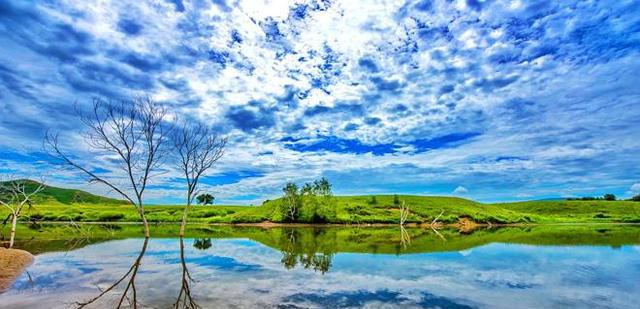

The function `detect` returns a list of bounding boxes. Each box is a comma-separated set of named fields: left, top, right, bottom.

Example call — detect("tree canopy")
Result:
left=196, top=193, right=215, bottom=205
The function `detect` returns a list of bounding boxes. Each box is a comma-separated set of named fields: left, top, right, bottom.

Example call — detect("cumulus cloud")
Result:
left=453, top=186, right=468, bottom=195
left=0, top=0, right=639, bottom=203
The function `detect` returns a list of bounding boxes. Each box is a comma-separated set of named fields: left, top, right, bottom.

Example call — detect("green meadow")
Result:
left=2, top=182, right=639, bottom=225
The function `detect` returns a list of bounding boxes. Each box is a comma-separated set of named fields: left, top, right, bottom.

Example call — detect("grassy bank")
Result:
left=2, top=180, right=639, bottom=224
left=2, top=195, right=639, bottom=225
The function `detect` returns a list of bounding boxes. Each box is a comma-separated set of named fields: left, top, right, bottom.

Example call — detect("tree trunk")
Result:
left=9, top=213, right=17, bottom=249
left=179, top=202, right=191, bottom=237
left=138, top=206, right=150, bottom=238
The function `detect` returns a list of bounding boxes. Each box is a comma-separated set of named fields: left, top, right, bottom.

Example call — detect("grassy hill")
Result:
left=1, top=181, right=639, bottom=224
left=0, top=180, right=126, bottom=205
left=227, top=195, right=527, bottom=224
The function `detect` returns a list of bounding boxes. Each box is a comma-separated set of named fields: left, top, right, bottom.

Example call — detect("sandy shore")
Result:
left=0, top=248, right=34, bottom=292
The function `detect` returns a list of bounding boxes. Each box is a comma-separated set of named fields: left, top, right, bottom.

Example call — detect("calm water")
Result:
left=1, top=225, right=640, bottom=308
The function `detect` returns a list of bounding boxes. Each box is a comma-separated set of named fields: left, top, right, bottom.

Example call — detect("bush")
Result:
left=192, top=209, right=225, bottom=218
left=96, top=212, right=125, bottom=222
left=367, top=196, right=378, bottom=205
left=603, top=194, right=616, bottom=201
left=632, top=195, right=640, bottom=202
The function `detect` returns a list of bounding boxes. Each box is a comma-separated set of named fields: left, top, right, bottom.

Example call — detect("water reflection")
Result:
left=280, top=228, right=333, bottom=274
left=193, top=238, right=212, bottom=251
left=1, top=224, right=639, bottom=308
left=76, top=238, right=149, bottom=308
left=176, top=237, right=200, bottom=309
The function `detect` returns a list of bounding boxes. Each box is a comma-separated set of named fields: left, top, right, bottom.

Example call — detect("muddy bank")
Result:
left=0, top=248, right=34, bottom=292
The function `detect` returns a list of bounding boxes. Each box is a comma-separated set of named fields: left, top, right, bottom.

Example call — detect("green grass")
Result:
left=226, top=195, right=640, bottom=224
left=2, top=181, right=639, bottom=224
left=495, top=199, right=640, bottom=223
left=2, top=195, right=638, bottom=225
left=1, top=179, right=127, bottom=205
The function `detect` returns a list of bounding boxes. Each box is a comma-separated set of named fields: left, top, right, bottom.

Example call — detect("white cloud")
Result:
left=453, top=186, right=468, bottom=194
left=0, top=0, right=639, bottom=203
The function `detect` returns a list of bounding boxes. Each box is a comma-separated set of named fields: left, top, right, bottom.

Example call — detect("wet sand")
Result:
left=0, top=248, right=34, bottom=292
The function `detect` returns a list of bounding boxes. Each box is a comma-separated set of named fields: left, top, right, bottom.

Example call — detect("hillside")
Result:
left=0, top=181, right=639, bottom=224
left=228, top=195, right=528, bottom=224
left=0, top=180, right=126, bottom=205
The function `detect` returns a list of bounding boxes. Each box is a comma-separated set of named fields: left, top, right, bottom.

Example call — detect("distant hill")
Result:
left=0, top=179, right=127, bottom=205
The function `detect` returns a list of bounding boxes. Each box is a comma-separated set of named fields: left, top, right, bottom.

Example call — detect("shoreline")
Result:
left=13, top=220, right=640, bottom=228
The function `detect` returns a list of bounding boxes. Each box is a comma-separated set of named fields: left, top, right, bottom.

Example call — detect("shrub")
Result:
left=192, top=210, right=224, bottom=218
left=603, top=194, right=616, bottom=201
left=632, top=194, right=640, bottom=202
left=367, top=196, right=378, bottom=205
left=96, top=212, right=125, bottom=222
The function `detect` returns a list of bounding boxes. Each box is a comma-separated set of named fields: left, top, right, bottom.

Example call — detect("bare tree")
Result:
left=173, top=123, right=226, bottom=237
left=399, top=201, right=411, bottom=249
left=399, top=201, right=409, bottom=226
left=45, top=97, right=171, bottom=238
left=0, top=178, right=45, bottom=248
left=76, top=238, right=149, bottom=308
left=174, top=237, right=201, bottom=309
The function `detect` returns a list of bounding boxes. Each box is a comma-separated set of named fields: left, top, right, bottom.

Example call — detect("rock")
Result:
left=0, top=248, right=34, bottom=292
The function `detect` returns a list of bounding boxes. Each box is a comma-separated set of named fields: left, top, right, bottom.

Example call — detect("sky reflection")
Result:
left=1, top=237, right=639, bottom=308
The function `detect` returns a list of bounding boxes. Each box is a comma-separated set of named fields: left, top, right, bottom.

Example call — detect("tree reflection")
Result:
left=174, top=237, right=200, bottom=309
left=279, top=228, right=333, bottom=274
left=192, top=238, right=212, bottom=250
left=76, top=237, right=149, bottom=308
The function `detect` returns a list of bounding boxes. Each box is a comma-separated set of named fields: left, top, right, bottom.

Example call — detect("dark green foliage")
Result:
left=193, top=238, right=212, bottom=250
left=568, top=194, right=618, bottom=201
left=96, top=212, right=125, bottom=222
left=368, top=196, right=378, bottom=205
left=632, top=195, right=640, bottom=202
left=196, top=193, right=215, bottom=205
left=393, top=194, right=400, bottom=206
left=281, top=182, right=301, bottom=222
left=279, top=178, right=336, bottom=223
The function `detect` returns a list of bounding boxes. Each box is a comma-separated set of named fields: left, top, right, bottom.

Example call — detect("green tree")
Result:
left=632, top=194, right=640, bottom=202
left=313, top=177, right=332, bottom=196
left=314, top=177, right=335, bottom=222
left=393, top=194, right=400, bottom=206
left=196, top=193, right=215, bottom=205
left=603, top=194, right=616, bottom=201
left=282, top=182, right=301, bottom=222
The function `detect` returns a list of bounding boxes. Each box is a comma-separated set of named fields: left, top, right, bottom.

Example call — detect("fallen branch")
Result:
left=431, top=210, right=444, bottom=226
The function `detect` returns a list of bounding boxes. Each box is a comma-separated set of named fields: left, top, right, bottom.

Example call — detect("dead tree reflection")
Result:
left=174, top=237, right=200, bottom=309
left=76, top=237, right=149, bottom=309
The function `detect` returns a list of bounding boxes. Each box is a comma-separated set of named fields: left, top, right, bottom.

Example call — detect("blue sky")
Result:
left=0, top=0, right=639, bottom=204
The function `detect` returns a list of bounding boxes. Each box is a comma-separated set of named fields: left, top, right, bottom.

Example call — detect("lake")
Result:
left=1, top=224, right=639, bottom=308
